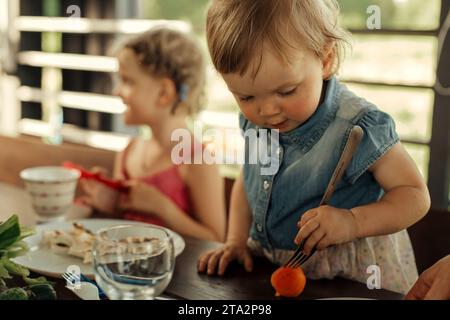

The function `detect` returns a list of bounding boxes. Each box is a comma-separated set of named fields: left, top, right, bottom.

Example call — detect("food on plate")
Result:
left=40, top=222, right=162, bottom=263
left=270, top=266, right=306, bottom=298
left=40, top=222, right=95, bottom=264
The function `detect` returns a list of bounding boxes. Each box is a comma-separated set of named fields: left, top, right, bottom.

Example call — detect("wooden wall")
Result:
left=0, top=135, right=116, bottom=187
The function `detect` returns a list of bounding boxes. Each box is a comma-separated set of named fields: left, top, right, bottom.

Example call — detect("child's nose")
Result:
left=112, top=86, right=121, bottom=97
left=259, top=103, right=281, bottom=117
left=113, top=87, right=126, bottom=102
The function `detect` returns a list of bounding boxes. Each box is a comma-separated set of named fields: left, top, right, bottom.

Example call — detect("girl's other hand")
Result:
left=78, top=178, right=120, bottom=215
left=294, top=205, right=359, bottom=255
left=197, top=241, right=253, bottom=276
left=118, top=180, right=166, bottom=214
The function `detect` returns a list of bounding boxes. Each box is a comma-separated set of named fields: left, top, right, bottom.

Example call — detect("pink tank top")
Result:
left=121, top=141, right=192, bottom=226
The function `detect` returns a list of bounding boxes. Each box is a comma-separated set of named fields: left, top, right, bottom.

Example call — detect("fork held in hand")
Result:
left=284, top=125, right=364, bottom=269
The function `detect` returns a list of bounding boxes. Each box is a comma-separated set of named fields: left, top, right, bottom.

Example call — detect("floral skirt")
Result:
left=247, top=229, right=418, bottom=294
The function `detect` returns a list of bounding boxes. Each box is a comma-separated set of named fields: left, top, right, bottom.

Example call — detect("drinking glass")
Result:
left=92, top=224, right=175, bottom=300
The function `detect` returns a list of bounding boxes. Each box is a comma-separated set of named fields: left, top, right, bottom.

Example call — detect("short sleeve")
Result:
left=345, top=110, right=400, bottom=184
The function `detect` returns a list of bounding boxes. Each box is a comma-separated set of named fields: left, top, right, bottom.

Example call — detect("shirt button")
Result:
left=256, top=223, right=263, bottom=232
left=263, top=180, right=270, bottom=190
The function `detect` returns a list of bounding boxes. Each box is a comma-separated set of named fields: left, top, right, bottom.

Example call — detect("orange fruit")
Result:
left=270, top=266, right=306, bottom=297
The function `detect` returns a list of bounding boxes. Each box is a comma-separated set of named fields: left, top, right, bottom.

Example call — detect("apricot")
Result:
left=270, top=266, right=306, bottom=298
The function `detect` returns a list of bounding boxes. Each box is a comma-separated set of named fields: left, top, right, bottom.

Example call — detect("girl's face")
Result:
left=222, top=45, right=332, bottom=133
left=114, top=48, right=163, bottom=125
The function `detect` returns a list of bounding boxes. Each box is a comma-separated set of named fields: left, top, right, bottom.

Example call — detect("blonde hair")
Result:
left=123, top=28, right=206, bottom=115
left=206, top=0, right=351, bottom=78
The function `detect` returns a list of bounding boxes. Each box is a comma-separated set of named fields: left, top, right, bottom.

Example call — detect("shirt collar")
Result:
left=279, top=76, right=340, bottom=148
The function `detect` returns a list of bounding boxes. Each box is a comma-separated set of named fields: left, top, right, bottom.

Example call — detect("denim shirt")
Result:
left=240, top=76, right=399, bottom=251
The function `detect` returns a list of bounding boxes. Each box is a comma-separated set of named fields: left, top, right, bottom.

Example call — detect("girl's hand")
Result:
left=118, top=180, right=166, bottom=214
left=197, top=241, right=253, bottom=276
left=79, top=167, right=120, bottom=215
left=294, top=205, right=359, bottom=255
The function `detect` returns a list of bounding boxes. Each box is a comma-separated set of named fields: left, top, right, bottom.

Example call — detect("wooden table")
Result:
left=1, top=182, right=403, bottom=300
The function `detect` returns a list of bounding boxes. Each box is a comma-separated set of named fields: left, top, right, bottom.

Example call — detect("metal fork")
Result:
left=284, top=125, right=364, bottom=269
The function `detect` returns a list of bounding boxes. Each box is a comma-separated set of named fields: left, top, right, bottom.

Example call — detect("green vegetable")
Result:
left=0, top=287, right=29, bottom=300
left=0, top=216, right=34, bottom=257
left=0, top=215, right=57, bottom=299
left=1, top=258, right=30, bottom=277
left=25, top=284, right=57, bottom=300
left=0, top=215, right=21, bottom=251
left=17, top=226, right=35, bottom=241
left=0, top=215, right=34, bottom=280
left=23, top=276, right=54, bottom=286
left=0, top=263, right=9, bottom=278
left=4, top=240, right=29, bottom=259
left=0, top=278, right=5, bottom=291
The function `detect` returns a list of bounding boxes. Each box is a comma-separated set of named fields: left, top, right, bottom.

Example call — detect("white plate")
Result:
left=13, top=219, right=185, bottom=279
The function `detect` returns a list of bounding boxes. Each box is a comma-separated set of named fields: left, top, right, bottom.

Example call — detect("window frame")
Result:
left=342, top=1, right=450, bottom=209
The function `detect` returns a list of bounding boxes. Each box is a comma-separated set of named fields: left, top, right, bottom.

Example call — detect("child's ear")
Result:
left=322, top=43, right=336, bottom=79
left=156, top=78, right=177, bottom=108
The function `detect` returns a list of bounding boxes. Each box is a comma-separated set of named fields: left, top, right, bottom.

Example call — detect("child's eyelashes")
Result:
left=278, top=87, right=297, bottom=97
left=237, top=87, right=297, bottom=102
left=239, top=96, right=254, bottom=102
